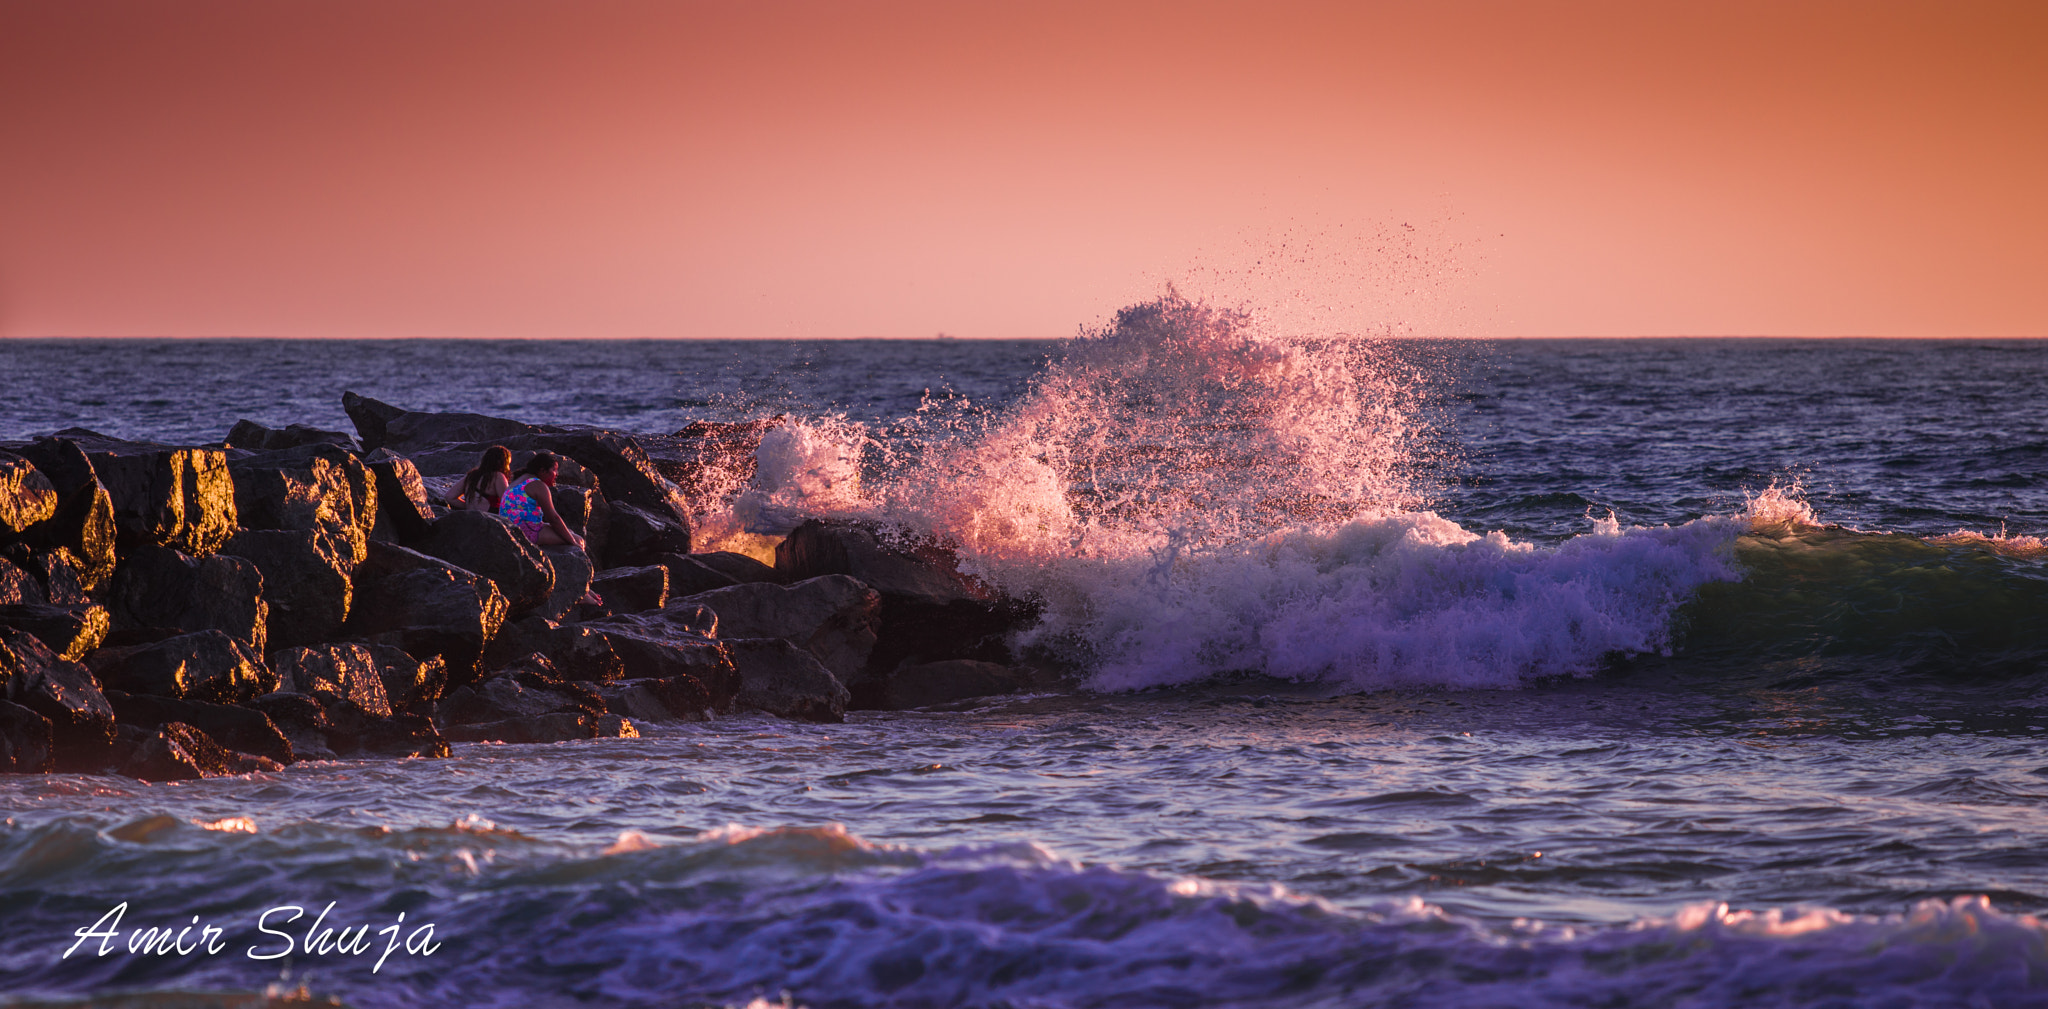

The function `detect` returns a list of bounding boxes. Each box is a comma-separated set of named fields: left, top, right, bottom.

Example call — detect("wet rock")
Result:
left=597, top=676, right=710, bottom=723
left=362, top=449, right=436, bottom=546
left=0, top=455, right=59, bottom=536
left=103, top=690, right=294, bottom=764
left=417, top=510, right=555, bottom=617
left=0, top=700, right=53, bottom=773
left=244, top=692, right=337, bottom=761
left=536, top=546, right=593, bottom=623
left=882, top=660, right=1034, bottom=709
left=601, top=502, right=692, bottom=570
left=579, top=606, right=737, bottom=708
left=437, top=655, right=604, bottom=729
left=677, top=575, right=879, bottom=688
left=442, top=712, right=602, bottom=744
left=228, top=445, right=377, bottom=565
left=105, top=545, right=268, bottom=652
left=691, top=551, right=783, bottom=585
left=640, top=418, right=782, bottom=510
left=549, top=484, right=606, bottom=542
left=224, top=420, right=359, bottom=453
left=0, top=603, right=110, bottom=660
left=271, top=643, right=392, bottom=717
left=728, top=638, right=850, bottom=723
left=592, top=564, right=667, bottom=613
left=221, top=528, right=352, bottom=650
left=0, top=558, right=41, bottom=604
left=87, top=630, right=277, bottom=704
left=26, top=548, right=100, bottom=606
left=775, top=520, right=1035, bottom=687
left=656, top=553, right=740, bottom=597
left=121, top=722, right=244, bottom=781
left=12, top=440, right=118, bottom=588
left=0, top=627, right=116, bottom=769
left=55, top=432, right=238, bottom=557
left=346, top=542, right=509, bottom=686
left=357, top=713, right=450, bottom=758
left=362, top=643, right=447, bottom=709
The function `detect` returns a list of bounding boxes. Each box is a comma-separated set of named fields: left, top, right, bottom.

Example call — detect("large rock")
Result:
left=728, top=638, right=850, bottom=723
left=775, top=520, right=1035, bottom=692
left=363, top=643, right=446, bottom=709
left=87, top=630, right=276, bottom=704
left=691, top=551, right=782, bottom=585
left=0, top=626, right=116, bottom=769
left=442, top=713, right=613, bottom=744
left=105, top=546, right=268, bottom=653
left=0, top=455, right=58, bottom=536
left=578, top=607, right=737, bottom=709
left=535, top=546, right=593, bottom=624
left=346, top=542, right=509, bottom=686
left=342, top=392, right=547, bottom=455
left=602, top=502, right=692, bottom=569
left=597, top=676, right=710, bottom=723
left=119, top=722, right=259, bottom=781
left=639, top=418, right=782, bottom=510
left=591, top=564, right=667, bottom=614
left=271, top=644, right=392, bottom=717
left=103, top=690, right=294, bottom=764
left=881, top=660, right=1036, bottom=709
left=362, top=449, right=436, bottom=545
left=244, top=692, right=337, bottom=761
left=0, top=603, right=110, bottom=660
left=357, top=714, right=450, bottom=758
left=11, top=440, right=118, bottom=588
left=22, top=548, right=97, bottom=606
left=0, top=559, right=45, bottom=605
left=0, top=700, right=53, bottom=773
left=677, top=575, right=879, bottom=688
left=657, top=553, right=740, bottom=597
left=417, top=510, right=555, bottom=618
left=480, top=615, right=626, bottom=684
left=228, top=445, right=376, bottom=565
left=51, top=432, right=237, bottom=557
left=224, top=420, right=358, bottom=453
left=221, top=529, right=352, bottom=651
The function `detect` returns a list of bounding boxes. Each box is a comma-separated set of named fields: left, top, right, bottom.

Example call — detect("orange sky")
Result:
left=2, top=0, right=2043, bottom=338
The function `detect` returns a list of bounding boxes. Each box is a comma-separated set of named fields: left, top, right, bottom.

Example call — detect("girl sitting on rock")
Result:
left=447, top=445, right=512, bottom=512
left=502, top=451, right=586, bottom=549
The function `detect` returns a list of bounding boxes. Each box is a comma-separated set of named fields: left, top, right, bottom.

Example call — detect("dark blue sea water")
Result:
left=2, top=324, right=2046, bottom=1007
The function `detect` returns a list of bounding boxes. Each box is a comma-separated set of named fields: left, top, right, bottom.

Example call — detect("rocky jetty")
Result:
left=0, top=395, right=1055, bottom=780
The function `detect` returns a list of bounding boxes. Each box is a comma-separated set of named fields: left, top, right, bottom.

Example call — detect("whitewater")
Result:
left=2, top=315, right=2046, bottom=1007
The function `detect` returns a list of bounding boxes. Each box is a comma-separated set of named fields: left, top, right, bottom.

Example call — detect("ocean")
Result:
left=2, top=308, right=2046, bottom=1008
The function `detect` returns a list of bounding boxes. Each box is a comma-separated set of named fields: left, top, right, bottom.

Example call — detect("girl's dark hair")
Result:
left=462, top=445, right=513, bottom=497
left=519, top=451, right=559, bottom=477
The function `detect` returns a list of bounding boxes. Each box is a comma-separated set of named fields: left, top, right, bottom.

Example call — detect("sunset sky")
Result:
left=2, top=0, right=2043, bottom=339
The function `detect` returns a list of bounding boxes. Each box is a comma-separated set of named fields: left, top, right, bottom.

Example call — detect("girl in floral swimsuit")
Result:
left=502, top=451, right=585, bottom=549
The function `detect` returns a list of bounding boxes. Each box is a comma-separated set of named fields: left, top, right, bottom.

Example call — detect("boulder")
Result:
left=221, top=529, right=352, bottom=651
left=775, top=520, right=1035, bottom=688
left=597, top=676, right=710, bottom=723
left=0, top=700, right=53, bottom=773
left=0, top=603, right=110, bottom=660
left=0, top=559, right=44, bottom=605
left=727, top=638, right=850, bottom=723
left=578, top=606, right=737, bottom=708
left=346, top=542, right=508, bottom=686
left=417, top=510, right=555, bottom=617
left=442, top=713, right=605, bottom=744
left=549, top=484, right=606, bottom=542
left=224, top=420, right=359, bottom=452
left=362, top=449, right=436, bottom=545
left=119, top=722, right=257, bottom=781
left=691, top=551, right=782, bottom=584
left=23, top=548, right=97, bottom=606
left=244, top=692, right=337, bottom=761
left=591, top=564, right=667, bottom=613
left=342, top=392, right=548, bottom=455
left=0, top=455, right=59, bottom=536
left=227, top=445, right=376, bottom=565
left=105, top=546, right=268, bottom=653
left=87, top=630, right=276, bottom=704
left=676, top=575, right=879, bottom=688
left=52, top=432, right=237, bottom=557
left=357, top=713, right=450, bottom=758
left=602, top=502, right=692, bottom=569
left=535, top=546, right=593, bottom=624
left=271, top=644, right=392, bottom=717
left=362, top=643, right=446, bottom=709
left=0, top=626, right=116, bottom=770
left=657, top=553, right=740, bottom=597
left=12, top=440, right=118, bottom=588
left=103, top=690, right=294, bottom=764
left=881, top=660, right=1036, bottom=709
